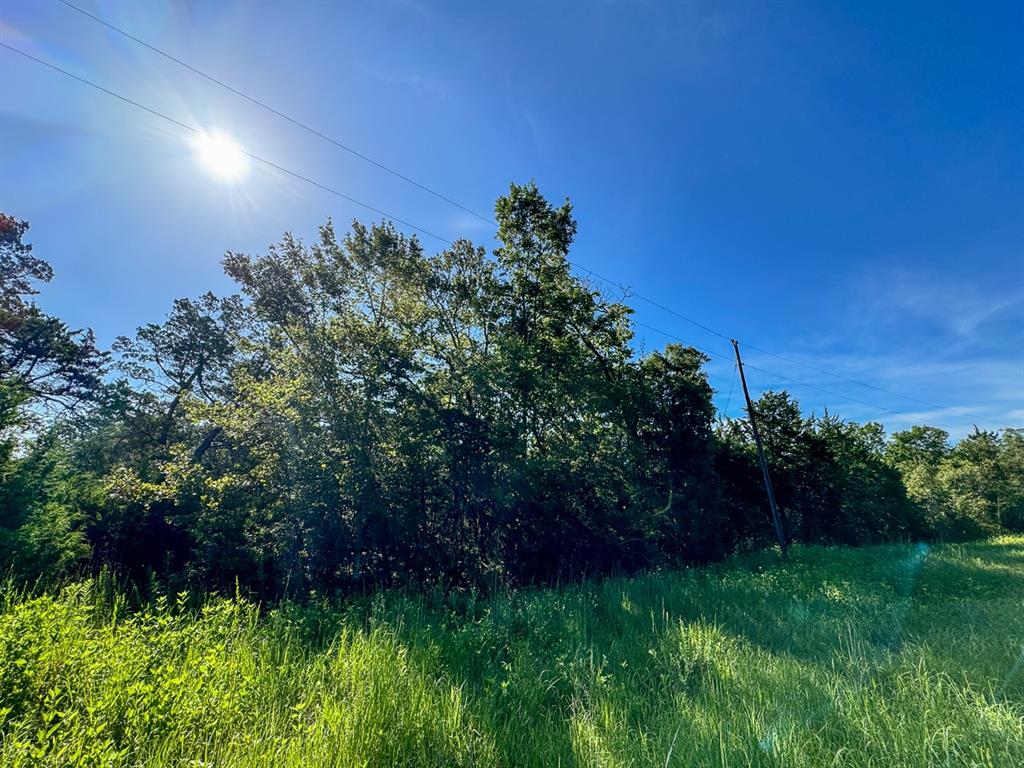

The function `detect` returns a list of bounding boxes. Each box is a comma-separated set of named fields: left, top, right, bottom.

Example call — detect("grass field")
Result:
left=1, top=538, right=1023, bottom=767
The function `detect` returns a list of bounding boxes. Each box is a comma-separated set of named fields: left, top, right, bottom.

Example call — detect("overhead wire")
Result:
left=0, top=43, right=453, bottom=245
left=631, top=320, right=903, bottom=416
left=722, top=362, right=738, bottom=420
left=738, top=342, right=948, bottom=410
left=56, top=0, right=493, bottom=226
left=53, top=1, right=951, bottom=415
left=575, top=264, right=949, bottom=410
left=7, top=26, right=957, bottom=419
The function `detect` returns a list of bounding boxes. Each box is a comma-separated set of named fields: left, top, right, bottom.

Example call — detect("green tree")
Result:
left=3, top=198, right=1013, bottom=595
left=488, top=182, right=642, bottom=580
left=0, top=214, right=105, bottom=414
left=637, top=344, right=723, bottom=561
left=0, top=214, right=105, bottom=582
left=814, top=416, right=923, bottom=542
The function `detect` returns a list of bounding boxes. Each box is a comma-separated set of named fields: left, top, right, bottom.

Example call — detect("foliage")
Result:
left=0, top=189, right=1021, bottom=595
left=885, top=426, right=1024, bottom=538
left=0, top=214, right=105, bottom=413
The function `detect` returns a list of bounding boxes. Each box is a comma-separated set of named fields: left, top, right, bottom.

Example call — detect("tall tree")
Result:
left=637, top=344, right=723, bottom=561
left=0, top=214, right=105, bottom=582
left=490, top=182, right=640, bottom=579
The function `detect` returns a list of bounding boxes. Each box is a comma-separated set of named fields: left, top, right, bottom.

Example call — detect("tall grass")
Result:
left=2, top=538, right=1023, bottom=766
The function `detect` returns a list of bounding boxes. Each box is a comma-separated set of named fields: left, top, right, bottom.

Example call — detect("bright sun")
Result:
left=193, top=132, right=249, bottom=183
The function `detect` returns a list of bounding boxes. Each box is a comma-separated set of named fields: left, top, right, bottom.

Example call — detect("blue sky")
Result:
left=2, top=0, right=1021, bottom=437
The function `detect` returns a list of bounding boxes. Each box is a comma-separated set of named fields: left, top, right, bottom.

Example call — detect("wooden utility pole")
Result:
left=731, top=339, right=788, bottom=558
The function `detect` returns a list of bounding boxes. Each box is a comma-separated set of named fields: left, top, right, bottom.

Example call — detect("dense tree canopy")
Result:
left=1, top=187, right=1021, bottom=597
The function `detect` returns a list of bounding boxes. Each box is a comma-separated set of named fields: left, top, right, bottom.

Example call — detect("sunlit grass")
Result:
left=2, top=538, right=1023, bottom=766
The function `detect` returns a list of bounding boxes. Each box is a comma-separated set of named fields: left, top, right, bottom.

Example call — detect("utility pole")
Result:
left=731, top=339, right=788, bottom=558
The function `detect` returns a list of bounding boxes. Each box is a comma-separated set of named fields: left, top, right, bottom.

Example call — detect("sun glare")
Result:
left=193, top=132, right=249, bottom=183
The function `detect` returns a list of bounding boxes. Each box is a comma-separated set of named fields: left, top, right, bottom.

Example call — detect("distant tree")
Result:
left=997, top=429, right=1024, bottom=530
left=930, top=428, right=1023, bottom=536
left=886, top=426, right=950, bottom=472
left=814, top=416, right=924, bottom=542
left=718, top=395, right=922, bottom=546
left=0, top=429, right=97, bottom=582
left=883, top=425, right=1024, bottom=539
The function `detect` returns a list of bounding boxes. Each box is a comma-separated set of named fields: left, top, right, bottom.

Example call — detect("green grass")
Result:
left=2, top=538, right=1024, bottom=767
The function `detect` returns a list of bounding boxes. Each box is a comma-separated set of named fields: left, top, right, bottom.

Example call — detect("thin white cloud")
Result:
left=738, top=266, right=1024, bottom=437
left=852, top=266, right=1024, bottom=340
left=448, top=213, right=494, bottom=236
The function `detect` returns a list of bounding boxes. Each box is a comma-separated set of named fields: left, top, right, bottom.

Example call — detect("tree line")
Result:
left=1, top=185, right=1022, bottom=598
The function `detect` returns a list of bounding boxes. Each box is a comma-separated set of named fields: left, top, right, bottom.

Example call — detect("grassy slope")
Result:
left=1, top=538, right=1023, bottom=767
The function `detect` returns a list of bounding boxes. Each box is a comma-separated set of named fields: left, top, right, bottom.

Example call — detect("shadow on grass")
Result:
left=147, top=537, right=1020, bottom=767
left=388, top=537, right=1024, bottom=765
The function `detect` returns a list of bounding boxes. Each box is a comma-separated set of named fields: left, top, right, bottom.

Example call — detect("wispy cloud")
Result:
left=851, top=266, right=1024, bottom=342
left=355, top=63, right=455, bottom=104
left=448, top=213, right=494, bottom=237
left=740, top=266, right=1024, bottom=437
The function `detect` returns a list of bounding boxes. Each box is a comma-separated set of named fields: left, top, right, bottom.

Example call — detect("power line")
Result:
left=55, top=1, right=952, bottom=415
left=631, top=321, right=724, bottom=362
left=1, top=41, right=916, bottom=419
left=742, top=362, right=902, bottom=416
left=9, top=32, right=966, bottom=423
left=56, top=0, right=494, bottom=226
left=632, top=320, right=904, bottom=416
left=739, top=342, right=948, bottom=411
left=0, top=43, right=453, bottom=245
left=722, top=362, right=738, bottom=419
left=572, top=264, right=731, bottom=341
left=578, top=265, right=948, bottom=411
